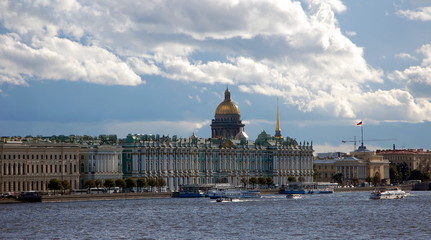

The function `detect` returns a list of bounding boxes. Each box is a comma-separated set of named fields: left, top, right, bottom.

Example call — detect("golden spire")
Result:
left=275, top=98, right=282, bottom=138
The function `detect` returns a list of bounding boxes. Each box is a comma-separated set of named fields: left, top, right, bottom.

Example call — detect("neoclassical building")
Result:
left=122, top=89, right=314, bottom=191
left=0, top=141, right=81, bottom=193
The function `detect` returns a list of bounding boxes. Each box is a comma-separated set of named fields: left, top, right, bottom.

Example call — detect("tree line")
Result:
left=47, top=177, right=167, bottom=194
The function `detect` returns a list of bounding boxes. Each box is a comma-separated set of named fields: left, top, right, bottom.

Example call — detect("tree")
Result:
left=147, top=178, right=157, bottom=191
left=61, top=180, right=71, bottom=194
left=115, top=179, right=126, bottom=190
left=240, top=178, right=249, bottom=188
left=95, top=179, right=103, bottom=188
left=85, top=180, right=96, bottom=189
left=265, top=177, right=274, bottom=188
left=156, top=177, right=166, bottom=191
left=48, top=179, right=62, bottom=195
left=389, top=164, right=401, bottom=184
left=409, top=170, right=431, bottom=182
left=249, top=177, right=258, bottom=188
left=332, top=173, right=344, bottom=185
left=125, top=178, right=137, bottom=192
left=351, top=178, right=360, bottom=187
left=137, top=178, right=148, bottom=192
left=257, top=177, right=266, bottom=187
left=287, top=176, right=297, bottom=182
left=104, top=179, right=116, bottom=192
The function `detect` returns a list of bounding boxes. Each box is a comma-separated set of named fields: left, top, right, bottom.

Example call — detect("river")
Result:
left=1, top=191, right=431, bottom=239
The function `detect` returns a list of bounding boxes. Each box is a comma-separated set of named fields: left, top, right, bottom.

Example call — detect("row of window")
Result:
left=1, top=163, right=77, bottom=175
left=2, top=154, right=78, bottom=160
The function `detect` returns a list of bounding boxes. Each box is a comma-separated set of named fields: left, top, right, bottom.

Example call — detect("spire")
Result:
left=275, top=98, right=282, bottom=139
left=224, top=87, right=231, bottom=101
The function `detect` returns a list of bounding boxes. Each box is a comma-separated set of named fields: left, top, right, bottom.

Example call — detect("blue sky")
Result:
left=1, top=0, right=431, bottom=153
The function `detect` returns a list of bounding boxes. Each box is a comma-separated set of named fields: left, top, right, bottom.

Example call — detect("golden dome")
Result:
left=215, top=88, right=240, bottom=115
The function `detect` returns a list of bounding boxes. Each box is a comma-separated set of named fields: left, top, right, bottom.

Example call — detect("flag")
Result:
left=356, top=121, right=363, bottom=126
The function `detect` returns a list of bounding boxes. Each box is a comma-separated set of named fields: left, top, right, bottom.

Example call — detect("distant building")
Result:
left=211, top=88, right=245, bottom=138
left=314, top=146, right=390, bottom=184
left=376, top=149, right=431, bottom=174
left=0, top=141, right=80, bottom=193
left=79, top=145, right=123, bottom=187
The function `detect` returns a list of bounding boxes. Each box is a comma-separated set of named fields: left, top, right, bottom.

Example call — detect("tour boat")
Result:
left=286, top=194, right=302, bottom=199
left=172, top=190, right=205, bottom=198
left=370, top=188, right=407, bottom=200
left=207, top=189, right=261, bottom=199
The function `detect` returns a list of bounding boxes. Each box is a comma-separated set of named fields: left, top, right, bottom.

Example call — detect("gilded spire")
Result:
left=275, top=98, right=282, bottom=139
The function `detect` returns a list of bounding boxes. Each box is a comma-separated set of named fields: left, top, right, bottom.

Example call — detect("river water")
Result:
left=1, top=191, right=431, bottom=240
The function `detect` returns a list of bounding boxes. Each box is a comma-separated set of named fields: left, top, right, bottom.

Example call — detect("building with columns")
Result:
left=314, top=146, right=390, bottom=184
left=0, top=141, right=81, bottom=193
left=122, top=134, right=314, bottom=191
left=122, top=90, right=314, bottom=191
left=79, top=145, right=123, bottom=187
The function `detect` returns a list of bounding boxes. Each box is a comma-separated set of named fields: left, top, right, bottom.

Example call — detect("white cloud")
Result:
left=0, top=119, right=211, bottom=139
left=395, top=53, right=417, bottom=61
left=389, top=44, right=431, bottom=101
left=397, top=6, right=431, bottom=21
left=2, top=0, right=430, bottom=124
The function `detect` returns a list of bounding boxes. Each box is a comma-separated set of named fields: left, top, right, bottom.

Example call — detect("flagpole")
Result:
left=361, top=124, right=364, bottom=148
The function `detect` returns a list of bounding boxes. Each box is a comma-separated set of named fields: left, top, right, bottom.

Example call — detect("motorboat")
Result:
left=286, top=194, right=302, bottom=199
left=370, top=187, right=407, bottom=200
left=216, top=197, right=240, bottom=202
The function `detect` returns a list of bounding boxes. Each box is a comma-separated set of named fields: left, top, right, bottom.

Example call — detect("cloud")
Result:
left=395, top=53, right=417, bottom=61
left=397, top=6, right=431, bottom=21
left=0, top=119, right=211, bottom=138
left=1, top=0, right=430, bottom=124
left=389, top=44, right=431, bottom=101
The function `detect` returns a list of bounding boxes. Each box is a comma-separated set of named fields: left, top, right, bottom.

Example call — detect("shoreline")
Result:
left=0, top=186, right=418, bottom=204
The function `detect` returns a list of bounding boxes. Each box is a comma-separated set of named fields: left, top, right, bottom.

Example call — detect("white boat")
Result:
left=370, top=188, right=407, bottom=200
left=286, top=194, right=302, bottom=199
left=207, top=189, right=261, bottom=199
left=216, top=197, right=240, bottom=202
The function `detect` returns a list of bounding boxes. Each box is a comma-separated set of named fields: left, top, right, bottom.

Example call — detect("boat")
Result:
left=316, top=188, right=334, bottom=194
left=286, top=194, right=302, bottom=199
left=207, top=189, right=261, bottom=199
left=370, top=187, right=407, bottom=200
left=216, top=197, right=240, bottom=202
left=172, top=190, right=205, bottom=198
left=18, top=191, right=42, bottom=202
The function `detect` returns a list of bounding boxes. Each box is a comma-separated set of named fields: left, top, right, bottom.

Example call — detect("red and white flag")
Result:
left=356, top=121, right=363, bottom=126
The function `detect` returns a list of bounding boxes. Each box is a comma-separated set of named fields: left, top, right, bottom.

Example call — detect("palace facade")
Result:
left=1, top=89, right=314, bottom=193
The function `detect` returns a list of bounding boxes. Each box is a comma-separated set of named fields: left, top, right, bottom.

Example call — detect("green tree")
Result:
left=126, top=178, right=137, bottom=192
left=257, top=177, right=266, bottom=187
left=389, top=164, right=401, bottom=184
left=372, top=172, right=381, bottom=186
left=85, top=180, right=96, bottom=189
left=137, top=178, right=148, bottom=192
left=156, top=177, right=166, bottom=191
left=332, top=173, right=344, bottom=185
left=48, top=179, right=62, bottom=195
left=409, top=170, right=431, bottom=182
left=61, top=180, right=71, bottom=194
left=104, top=179, right=116, bottom=192
left=240, top=178, right=249, bottom=188
left=95, top=179, right=103, bottom=188
left=351, top=178, right=360, bottom=187
left=115, top=179, right=126, bottom=190
left=249, top=177, right=258, bottom=188
left=147, top=178, right=157, bottom=191
left=265, top=177, right=274, bottom=188
left=287, top=176, right=297, bottom=182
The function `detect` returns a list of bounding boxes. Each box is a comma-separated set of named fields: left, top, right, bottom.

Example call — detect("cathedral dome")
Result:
left=215, top=88, right=240, bottom=115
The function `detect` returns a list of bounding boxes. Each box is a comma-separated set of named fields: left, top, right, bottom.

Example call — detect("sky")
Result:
left=1, top=0, right=431, bottom=154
